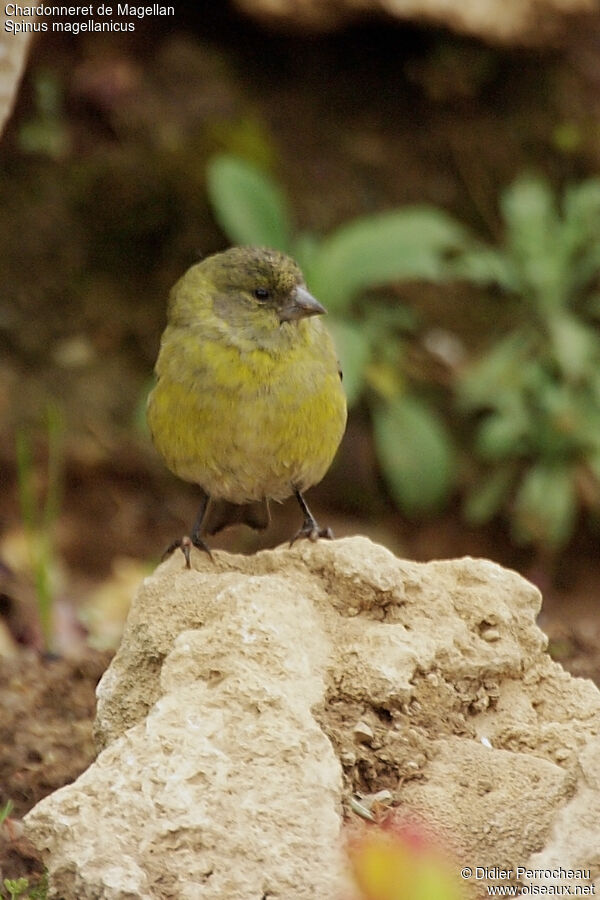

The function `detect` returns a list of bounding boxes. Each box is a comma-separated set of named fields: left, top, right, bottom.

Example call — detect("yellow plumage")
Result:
left=147, top=246, right=347, bottom=560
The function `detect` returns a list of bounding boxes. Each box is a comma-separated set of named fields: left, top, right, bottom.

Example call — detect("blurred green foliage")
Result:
left=456, top=175, right=600, bottom=549
left=347, top=817, right=464, bottom=900
left=2, top=875, right=48, bottom=900
left=15, top=403, right=64, bottom=649
left=207, top=158, right=600, bottom=551
left=0, top=800, right=13, bottom=827
left=18, top=70, right=70, bottom=159
left=207, top=154, right=462, bottom=515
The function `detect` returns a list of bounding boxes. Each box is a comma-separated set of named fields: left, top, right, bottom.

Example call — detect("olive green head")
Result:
left=167, top=246, right=325, bottom=335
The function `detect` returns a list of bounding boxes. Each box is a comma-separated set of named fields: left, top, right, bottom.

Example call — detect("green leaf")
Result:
left=463, top=465, right=517, bottom=524
left=373, top=395, right=455, bottom=514
left=0, top=799, right=13, bottom=827
left=206, top=154, right=292, bottom=251
left=326, top=318, right=371, bottom=407
left=546, top=312, right=599, bottom=379
left=474, top=410, right=529, bottom=460
left=450, top=244, right=521, bottom=292
left=502, top=175, right=558, bottom=258
left=501, top=175, right=566, bottom=309
left=29, top=873, right=49, bottom=900
left=512, top=463, right=577, bottom=548
left=457, top=332, right=532, bottom=412
left=562, top=178, right=600, bottom=255
left=561, top=181, right=600, bottom=298
left=309, top=207, right=468, bottom=313
left=291, top=231, right=321, bottom=282
left=4, top=879, right=29, bottom=899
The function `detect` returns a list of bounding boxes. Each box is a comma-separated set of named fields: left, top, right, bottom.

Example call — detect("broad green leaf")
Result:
left=502, top=175, right=559, bottom=260
left=326, top=318, right=370, bottom=407
left=309, top=207, right=468, bottom=313
left=457, top=332, right=532, bottom=411
left=450, top=244, right=521, bottom=292
left=501, top=176, right=567, bottom=308
left=291, top=231, right=321, bottom=284
left=372, top=395, right=455, bottom=514
left=512, top=463, right=577, bottom=548
left=206, top=154, right=292, bottom=251
left=475, top=410, right=529, bottom=460
left=562, top=181, right=600, bottom=297
left=546, top=312, right=599, bottom=379
left=533, top=380, right=600, bottom=459
left=463, top=465, right=517, bottom=524
left=562, top=178, right=600, bottom=254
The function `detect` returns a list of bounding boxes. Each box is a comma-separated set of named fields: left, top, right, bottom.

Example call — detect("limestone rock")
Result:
left=232, top=0, right=599, bottom=45
left=0, top=10, right=34, bottom=138
left=24, top=537, right=600, bottom=898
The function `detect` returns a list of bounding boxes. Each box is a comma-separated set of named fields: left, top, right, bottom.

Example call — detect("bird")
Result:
left=147, top=245, right=347, bottom=566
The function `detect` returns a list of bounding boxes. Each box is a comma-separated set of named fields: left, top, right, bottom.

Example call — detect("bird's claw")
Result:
left=289, top=524, right=334, bottom=546
left=161, top=534, right=213, bottom=568
left=181, top=536, right=193, bottom=568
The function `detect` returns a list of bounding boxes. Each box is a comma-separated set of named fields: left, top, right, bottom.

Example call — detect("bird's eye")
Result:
left=253, top=287, right=270, bottom=301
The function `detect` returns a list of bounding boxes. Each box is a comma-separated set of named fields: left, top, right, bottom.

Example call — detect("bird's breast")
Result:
left=147, top=322, right=347, bottom=503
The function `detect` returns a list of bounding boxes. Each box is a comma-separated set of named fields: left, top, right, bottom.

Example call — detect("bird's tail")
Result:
left=203, top=498, right=271, bottom=535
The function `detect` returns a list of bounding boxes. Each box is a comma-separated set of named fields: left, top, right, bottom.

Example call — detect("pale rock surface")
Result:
left=232, top=0, right=598, bottom=45
left=24, top=536, right=600, bottom=898
left=0, top=10, right=34, bottom=137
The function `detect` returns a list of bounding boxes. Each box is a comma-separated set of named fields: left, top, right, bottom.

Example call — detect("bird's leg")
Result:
left=161, top=490, right=214, bottom=568
left=189, top=492, right=214, bottom=562
left=290, top=489, right=333, bottom=545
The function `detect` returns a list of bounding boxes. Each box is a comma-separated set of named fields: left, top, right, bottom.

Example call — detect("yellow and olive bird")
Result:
left=147, top=246, right=347, bottom=566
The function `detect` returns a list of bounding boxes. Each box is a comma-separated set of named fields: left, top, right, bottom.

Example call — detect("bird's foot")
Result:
left=289, top=522, right=334, bottom=546
left=291, top=489, right=334, bottom=546
left=161, top=534, right=213, bottom=568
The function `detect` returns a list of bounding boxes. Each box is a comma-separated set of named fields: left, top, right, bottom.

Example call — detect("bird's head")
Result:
left=168, top=246, right=326, bottom=337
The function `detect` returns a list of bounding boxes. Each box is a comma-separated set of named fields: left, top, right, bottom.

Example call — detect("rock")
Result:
left=353, top=720, right=375, bottom=743
left=232, top=0, right=599, bottom=45
left=0, top=10, right=34, bottom=138
left=24, top=537, right=600, bottom=898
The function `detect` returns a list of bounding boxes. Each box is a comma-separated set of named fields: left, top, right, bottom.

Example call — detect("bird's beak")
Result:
left=279, top=286, right=327, bottom=323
